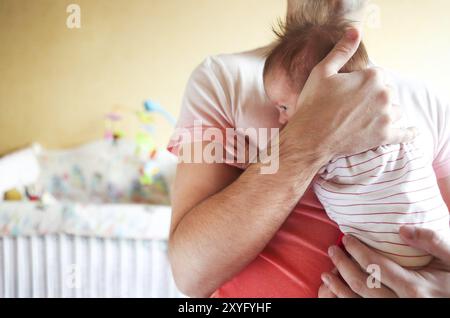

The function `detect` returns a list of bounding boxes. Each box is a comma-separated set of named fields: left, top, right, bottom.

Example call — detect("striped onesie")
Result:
left=314, top=135, right=450, bottom=268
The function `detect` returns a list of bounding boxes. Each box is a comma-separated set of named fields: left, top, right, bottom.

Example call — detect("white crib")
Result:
left=0, top=140, right=184, bottom=298
left=0, top=203, right=184, bottom=298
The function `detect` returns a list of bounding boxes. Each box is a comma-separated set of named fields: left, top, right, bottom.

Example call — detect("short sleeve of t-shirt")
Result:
left=166, top=49, right=278, bottom=169
left=433, top=93, right=450, bottom=180
left=167, top=57, right=234, bottom=158
left=387, top=70, right=450, bottom=181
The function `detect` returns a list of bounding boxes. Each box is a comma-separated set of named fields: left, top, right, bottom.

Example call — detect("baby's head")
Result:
left=263, top=12, right=369, bottom=125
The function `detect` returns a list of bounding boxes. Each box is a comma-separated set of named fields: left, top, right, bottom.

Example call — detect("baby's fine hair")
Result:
left=264, top=0, right=369, bottom=87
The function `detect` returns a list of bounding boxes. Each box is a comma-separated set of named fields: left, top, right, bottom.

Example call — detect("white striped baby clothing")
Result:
left=314, top=138, right=449, bottom=267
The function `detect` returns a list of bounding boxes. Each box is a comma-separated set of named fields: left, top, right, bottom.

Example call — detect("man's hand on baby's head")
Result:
left=264, top=10, right=419, bottom=165
left=281, top=28, right=418, bottom=165
left=312, top=27, right=361, bottom=78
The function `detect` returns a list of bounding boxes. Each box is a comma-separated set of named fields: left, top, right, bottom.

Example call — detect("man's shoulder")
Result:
left=383, top=68, right=448, bottom=119
left=382, top=67, right=449, bottom=160
left=197, top=47, right=269, bottom=80
left=182, top=47, right=273, bottom=126
left=187, top=47, right=270, bottom=108
left=384, top=68, right=447, bottom=103
left=383, top=68, right=426, bottom=95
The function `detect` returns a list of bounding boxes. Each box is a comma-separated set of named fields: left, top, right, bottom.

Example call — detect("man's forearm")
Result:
left=169, top=139, right=327, bottom=297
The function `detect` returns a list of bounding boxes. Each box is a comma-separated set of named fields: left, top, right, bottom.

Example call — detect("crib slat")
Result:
left=59, top=234, right=66, bottom=298
left=0, top=239, right=3, bottom=297
left=31, top=236, right=38, bottom=297
left=74, top=236, right=83, bottom=298
left=17, top=237, right=28, bottom=298
left=44, top=235, right=52, bottom=298
left=118, top=239, right=126, bottom=297
left=4, top=238, right=14, bottom=298
left=135, top=240, right=145, bottom=298
left=145, top=240, right=153, bottom=298
left=88, top=237, right=97, bottom=298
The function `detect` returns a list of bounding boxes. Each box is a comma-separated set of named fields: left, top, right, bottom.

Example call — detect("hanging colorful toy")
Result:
left=104, top=111, right=125, bottom=143
left=103, top=101, right=175, bottom=186
left=136, top=100, right=176, bottom=185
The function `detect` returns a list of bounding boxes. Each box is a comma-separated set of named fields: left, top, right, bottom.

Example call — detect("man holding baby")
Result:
left=167, top=0, right=450, bottom=298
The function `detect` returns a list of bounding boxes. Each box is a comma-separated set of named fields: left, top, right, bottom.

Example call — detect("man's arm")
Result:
left=169, top=142, right=323, bottom=297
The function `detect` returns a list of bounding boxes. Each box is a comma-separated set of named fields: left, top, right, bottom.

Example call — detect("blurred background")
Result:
left=1, top=0, right=449, bottom=156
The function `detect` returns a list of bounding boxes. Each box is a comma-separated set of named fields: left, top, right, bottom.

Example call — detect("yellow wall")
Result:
left=0, top=0, right=284, bottom=155
left=364, top=0, right=450, bottom=94
left=0, top=0, right=449, bottom=156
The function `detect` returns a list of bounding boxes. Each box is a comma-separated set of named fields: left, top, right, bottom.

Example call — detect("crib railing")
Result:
left=0, top=234, right=184, bottom=298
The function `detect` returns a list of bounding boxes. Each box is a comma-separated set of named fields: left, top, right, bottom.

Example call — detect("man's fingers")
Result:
left=399, top=226, right=450, bottom=264
left=321, top=273, right=360, bottom=298
left=387, top=127, right=419, bottom=145
left=314, top=27, right=362, bottom=77
left=318, top=283, right=339, bottom=298
left=328, top=245, right=378, bottom=297
left=328, top=244, right=399, bottom=298
left=342, top=235, right=409, bottom=295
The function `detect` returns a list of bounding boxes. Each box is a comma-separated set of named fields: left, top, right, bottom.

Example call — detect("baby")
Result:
left=263, top=14, right=450, bottom=267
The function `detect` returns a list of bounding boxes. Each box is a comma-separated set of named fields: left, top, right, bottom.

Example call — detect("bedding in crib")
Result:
left=35, top=139, right=174, bottom=205
left=0, top=202, right=171, bottom=240
left=0, top=139, right=178, bottom=240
